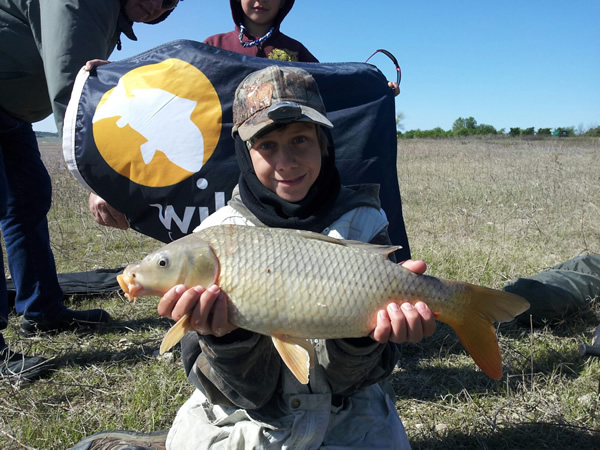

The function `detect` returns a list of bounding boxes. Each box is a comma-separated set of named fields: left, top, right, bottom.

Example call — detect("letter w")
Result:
left=150, top=204, right=195, bottom=234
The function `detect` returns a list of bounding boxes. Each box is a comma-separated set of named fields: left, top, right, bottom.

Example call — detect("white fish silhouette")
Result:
left=93, top=79, right=205, bottom=173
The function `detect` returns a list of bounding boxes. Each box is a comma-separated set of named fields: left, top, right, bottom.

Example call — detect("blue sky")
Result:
left=34, top=0, right=599, bottom=133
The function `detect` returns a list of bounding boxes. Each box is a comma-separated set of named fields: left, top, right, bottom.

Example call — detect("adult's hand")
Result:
left=88, top=192, right=129, bottom=230
left=388, top=81, right=400, bottom=97
left=84, top=59, right=110, bottom=71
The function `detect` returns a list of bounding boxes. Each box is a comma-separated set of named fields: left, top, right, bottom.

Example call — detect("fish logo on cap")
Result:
left=92, top=59, right=222, bottom=188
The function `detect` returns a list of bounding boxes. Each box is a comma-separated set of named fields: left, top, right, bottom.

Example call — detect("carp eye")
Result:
left=157, top=257, right=169, bottom=268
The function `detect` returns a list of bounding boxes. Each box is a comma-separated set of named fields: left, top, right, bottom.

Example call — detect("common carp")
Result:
left=117, top=225, right=529, bottom=384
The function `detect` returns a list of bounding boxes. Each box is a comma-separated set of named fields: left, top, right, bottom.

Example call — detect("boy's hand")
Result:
left=157, top=284, right=238, bottom=337
left=370, top=259, right=437, bottom=344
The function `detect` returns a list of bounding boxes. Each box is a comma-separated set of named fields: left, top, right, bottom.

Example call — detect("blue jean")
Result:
left=0, top=109, right=64, bottom=337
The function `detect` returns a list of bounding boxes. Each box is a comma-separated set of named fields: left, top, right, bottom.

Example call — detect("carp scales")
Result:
left=117, top=224, right=529, bottom=384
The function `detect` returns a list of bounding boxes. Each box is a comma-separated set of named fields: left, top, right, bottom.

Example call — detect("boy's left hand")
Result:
left=370, top=259, right=437, bottom=344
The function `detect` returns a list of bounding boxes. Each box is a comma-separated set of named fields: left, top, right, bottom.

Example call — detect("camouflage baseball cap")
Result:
left=232, top=65, right=333, bottom=141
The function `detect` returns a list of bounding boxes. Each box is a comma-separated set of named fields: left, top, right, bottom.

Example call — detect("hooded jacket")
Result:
left=0, top=0, right=138, bottom=135
left=204, top=0, right=318, bottom=62
left=167, top=185, right=410, bottom=448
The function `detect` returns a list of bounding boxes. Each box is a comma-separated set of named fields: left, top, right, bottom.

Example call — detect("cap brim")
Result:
left=236, top=106, right=333, bottom=141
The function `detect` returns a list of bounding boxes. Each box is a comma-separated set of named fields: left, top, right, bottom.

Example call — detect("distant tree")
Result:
left=537, top=128, right=552, bottom=136
left=430, top=127, right=450, bottom=138
left=35, top=131, right=59, bottom=138
left=464, top=117, right=477, bottom=129
left=396, top=112, right=405, bottom=132
left=452, top=117, right=466, bottom=131
left=509, top=127, right=521, bottom=137
left=521, top=127, right=535, bottom=136
left=476, top=124, right=497, bottom=135
left=451, top=116, right=482, bottom=136
left=584, top=126, right=600, bottom=137
left=452, top=116, right=478, bottom=132
left=453, top=127, right=471, bottom=136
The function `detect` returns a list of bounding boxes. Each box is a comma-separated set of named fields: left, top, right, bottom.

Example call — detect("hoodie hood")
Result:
left=230, top=0, right=294, bottom=32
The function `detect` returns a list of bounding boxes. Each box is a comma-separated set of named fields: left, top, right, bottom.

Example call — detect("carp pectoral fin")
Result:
left=441, top=284, right=529, bottom=380
left=160, top=314, right=191, bottom=355
left=271, top=335, right=315, bottom=385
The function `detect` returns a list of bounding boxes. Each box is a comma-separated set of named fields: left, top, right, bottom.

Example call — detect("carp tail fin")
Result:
left=441, top=284, right=529, bottom=379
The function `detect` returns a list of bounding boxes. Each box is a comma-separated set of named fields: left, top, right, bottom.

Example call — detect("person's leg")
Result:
left=0, top=117, right=64, bottom=319
left=0, top=109, right=110, bottom=334
left=0, top=110, right=53, bottom=381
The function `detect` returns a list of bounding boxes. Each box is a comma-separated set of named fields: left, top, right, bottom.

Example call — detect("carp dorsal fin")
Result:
left=160, top=314, right=190, bottom=354
left=271, top=335, right=315, bottom=385
left=342, top=240, right=402, bottom=257
left=294, top=230, right=401, bottom=257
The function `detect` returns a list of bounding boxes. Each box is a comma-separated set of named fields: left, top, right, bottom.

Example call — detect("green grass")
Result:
left=1, top=136, right=600, bottom=449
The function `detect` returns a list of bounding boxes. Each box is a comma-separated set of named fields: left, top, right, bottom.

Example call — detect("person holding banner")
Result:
left=0, top=0, right=181, bottom=381
left=204, top=0, right=318, bottom=62
left=202, top=0, right=401, bottom=95
left=88, top=0, right=320, bottom=228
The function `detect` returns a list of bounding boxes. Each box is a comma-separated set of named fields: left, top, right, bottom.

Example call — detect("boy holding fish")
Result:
left=157, top=65, right=436, bottom=448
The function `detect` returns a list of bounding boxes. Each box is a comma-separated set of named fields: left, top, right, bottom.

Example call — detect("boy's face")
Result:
left=240, top=0, right=282, bottom=27
left=249, top=122, right=322, bottom=203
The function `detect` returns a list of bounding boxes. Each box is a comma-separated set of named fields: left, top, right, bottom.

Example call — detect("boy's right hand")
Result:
left=157, top=284, right=238, bottom=337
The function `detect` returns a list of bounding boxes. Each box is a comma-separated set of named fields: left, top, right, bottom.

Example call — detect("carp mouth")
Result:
left=116, top=273, right=143, bottom=302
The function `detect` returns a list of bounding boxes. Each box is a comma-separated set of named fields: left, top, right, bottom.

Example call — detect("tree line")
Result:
left=397, top=116, right=600, bottom=139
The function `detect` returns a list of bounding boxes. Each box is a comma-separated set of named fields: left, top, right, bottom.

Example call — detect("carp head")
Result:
left=117, top=235, right=220, bottom=302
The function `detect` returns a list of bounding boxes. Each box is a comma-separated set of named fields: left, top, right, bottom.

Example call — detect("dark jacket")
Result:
left=203, top=0, right=318, bottom=62
left=0, top=0, right=139, bottom=134
left=181, top=185, right=399, bottom=410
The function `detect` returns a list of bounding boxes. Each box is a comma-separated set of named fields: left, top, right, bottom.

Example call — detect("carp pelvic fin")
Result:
left=441, top=284, right=529, bottom=379
left=272, top=335, right=315, bottom=385
left=160, top=314, right=191, bottom=354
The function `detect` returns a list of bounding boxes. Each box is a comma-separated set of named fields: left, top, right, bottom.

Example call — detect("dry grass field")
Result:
left=0, top=136, right=599, bottom=449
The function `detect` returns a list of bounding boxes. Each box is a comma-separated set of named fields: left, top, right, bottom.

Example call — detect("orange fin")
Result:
left=271, top=335, right=315, bottom=384
left=440, top=284, right=529, bottom=379
left=160, top=314, right=191, bottom=354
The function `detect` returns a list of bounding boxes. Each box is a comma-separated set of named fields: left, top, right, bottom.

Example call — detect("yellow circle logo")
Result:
left=92, top=59, right=222, bottom=187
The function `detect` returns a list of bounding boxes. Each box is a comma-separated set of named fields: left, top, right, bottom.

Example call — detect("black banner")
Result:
left=63, top=39, right=409, bottom=254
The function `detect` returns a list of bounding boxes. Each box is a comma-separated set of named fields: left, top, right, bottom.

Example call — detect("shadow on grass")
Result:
left=24, top=316, right=180, bottom=370
left=99, top=316, right=175, bottom=334
left=410, top=421, right=600, bottom=449
left=52, top=343, right=167, bottom=368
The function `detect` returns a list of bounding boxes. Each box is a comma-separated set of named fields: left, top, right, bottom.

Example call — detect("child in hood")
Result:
left=204, top=0, right=318, bottom=62
left=158, top=65, right=435, bottom=448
